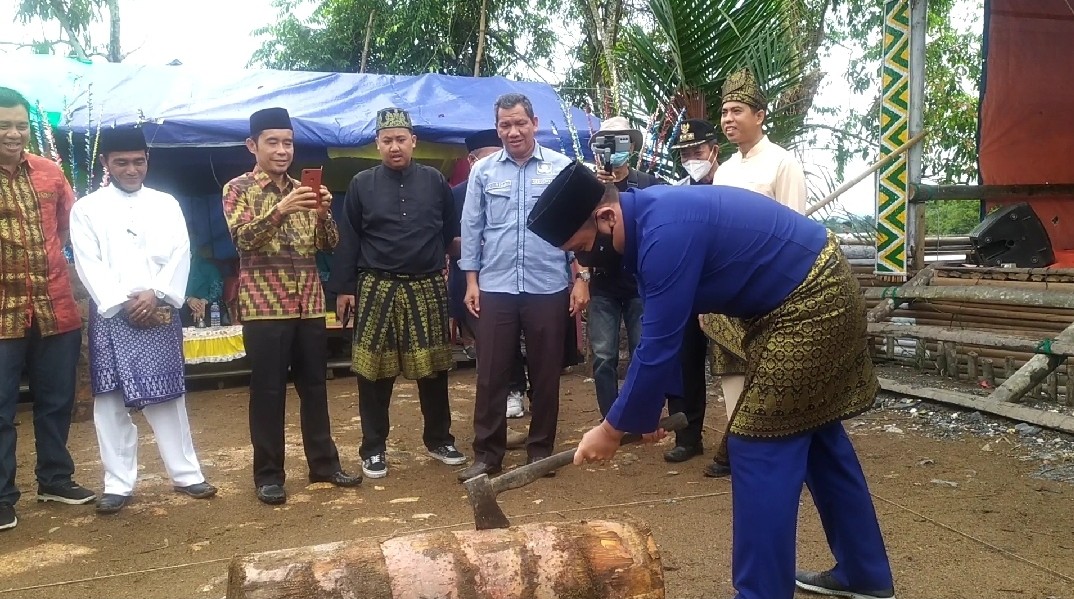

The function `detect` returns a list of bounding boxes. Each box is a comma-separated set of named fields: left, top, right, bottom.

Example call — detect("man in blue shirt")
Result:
left=456, top=94, right=590, bottom=481
left=528, top=163, right=895, bottom=599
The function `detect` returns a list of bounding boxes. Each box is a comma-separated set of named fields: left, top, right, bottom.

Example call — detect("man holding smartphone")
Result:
left=332, top=108, right=465, bottom=480
left=223, top=107, right=360, bottom=505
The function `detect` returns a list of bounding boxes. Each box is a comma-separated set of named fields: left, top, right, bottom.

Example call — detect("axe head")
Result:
left=464, top=473, right=511, bottom=530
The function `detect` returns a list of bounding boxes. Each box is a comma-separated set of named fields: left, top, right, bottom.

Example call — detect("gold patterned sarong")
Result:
left=351, top=270, right=454, bottom=381
left=701, top=231, right=878, bottom=440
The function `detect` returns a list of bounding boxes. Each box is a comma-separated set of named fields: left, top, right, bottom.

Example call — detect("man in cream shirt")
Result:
left=704, top=67, right=809, bottom=478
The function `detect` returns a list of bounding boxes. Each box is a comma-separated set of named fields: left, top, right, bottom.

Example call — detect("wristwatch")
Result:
left=576, top=270, right=591, bottom=282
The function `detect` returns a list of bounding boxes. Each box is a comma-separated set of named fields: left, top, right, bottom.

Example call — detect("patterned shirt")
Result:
left=222, top=167, right=339, bottom=321
left=0, top=152, right=81, bottom=339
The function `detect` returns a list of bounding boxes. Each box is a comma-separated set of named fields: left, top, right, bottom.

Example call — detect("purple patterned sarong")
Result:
left=89, top=304, right=186, bottom=409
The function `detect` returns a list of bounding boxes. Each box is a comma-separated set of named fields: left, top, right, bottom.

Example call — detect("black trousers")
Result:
left=357, top=371, right=454, bottom=458
left=243, top=318, right=341, bottom=487
left=666, top=316, right=709, bottom=448
left=473, top=291, right=567, bottom=466
left=462, top=310, right=528, bottom=394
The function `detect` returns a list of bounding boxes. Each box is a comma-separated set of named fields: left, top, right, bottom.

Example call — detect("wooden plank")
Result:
left=867, top=265, right=935, bottom=323
left=910, top=183, right=1074, bottom=202
left=987, top=321, right=1074, bottom=403
left=866, top=323, right=1074, bottom=356
left=878, top=377, right=1074, bottom=434
left=863, top=285, right=1074, bottom=309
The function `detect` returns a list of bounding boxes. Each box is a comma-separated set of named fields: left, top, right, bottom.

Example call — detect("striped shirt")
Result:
left=222, top=167, right=338, bottom=321
left=0, top=152, right=81, bottom=339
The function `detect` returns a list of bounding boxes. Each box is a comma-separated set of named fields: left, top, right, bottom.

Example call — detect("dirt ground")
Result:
left=2, top=367, right=1073, bottom=599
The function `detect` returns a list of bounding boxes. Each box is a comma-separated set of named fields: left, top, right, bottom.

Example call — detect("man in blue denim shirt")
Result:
left=456, top=93, right=590, bottom=481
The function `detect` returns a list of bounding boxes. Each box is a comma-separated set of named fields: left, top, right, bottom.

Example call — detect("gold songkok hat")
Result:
left=721, top=68, right=767, bottom=111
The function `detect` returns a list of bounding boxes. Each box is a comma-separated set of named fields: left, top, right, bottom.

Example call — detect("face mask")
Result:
left=575, top=229, right=621, bottom=271
left=682, top=147, right=715, bottom=182
left=609, top=151, right=631, bottom=167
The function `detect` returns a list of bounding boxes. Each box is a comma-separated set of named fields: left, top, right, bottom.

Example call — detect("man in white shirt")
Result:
left=704, top=67, right=809, bottom=479
left=70, top=127, right=216, bottom=514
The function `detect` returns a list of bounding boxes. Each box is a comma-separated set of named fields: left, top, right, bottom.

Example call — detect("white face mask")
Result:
left=682, top=159, right=713, bottom=182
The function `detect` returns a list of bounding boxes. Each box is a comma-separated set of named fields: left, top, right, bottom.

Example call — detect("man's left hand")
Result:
left=569, top=281, right=590, bottom=316
left=316, top=185, right=333, bottom=218
left=126, top=290, right=157, bottom=324
left=574, top=420, right=625, bottom=465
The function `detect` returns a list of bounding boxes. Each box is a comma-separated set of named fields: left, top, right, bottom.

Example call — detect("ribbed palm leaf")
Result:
left=619, top=0, right=812, bottom=176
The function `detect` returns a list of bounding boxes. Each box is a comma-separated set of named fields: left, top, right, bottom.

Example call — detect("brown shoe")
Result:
left=506, top=427, right=526, bottom=449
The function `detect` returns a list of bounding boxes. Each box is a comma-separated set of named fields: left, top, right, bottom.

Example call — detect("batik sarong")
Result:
left=89, top=304, right=186, bottom=409
left=351, top=270, right=453, bottom=381
left=701, top=231, right=878, bottom=440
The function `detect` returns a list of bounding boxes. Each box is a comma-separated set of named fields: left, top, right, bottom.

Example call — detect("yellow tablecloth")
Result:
left=183, top=325, right=246, bottom=365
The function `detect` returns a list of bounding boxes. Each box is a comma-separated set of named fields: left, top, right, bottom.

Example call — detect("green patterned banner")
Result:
left=876, top=0, right=910, bottom=277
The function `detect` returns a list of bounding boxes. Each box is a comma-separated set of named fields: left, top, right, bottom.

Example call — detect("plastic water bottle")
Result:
left=210, top=302, right=221, bottom=328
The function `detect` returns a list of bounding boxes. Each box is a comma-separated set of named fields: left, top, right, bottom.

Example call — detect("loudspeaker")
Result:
left=969, top=202, right=1055, bottom=267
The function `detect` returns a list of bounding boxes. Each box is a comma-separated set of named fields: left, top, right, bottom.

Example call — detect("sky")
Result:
left=1, top=0, right=978, bottom=217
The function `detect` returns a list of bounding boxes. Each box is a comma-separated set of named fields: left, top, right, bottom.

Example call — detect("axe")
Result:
left=464, top=412, right=688, bottom=530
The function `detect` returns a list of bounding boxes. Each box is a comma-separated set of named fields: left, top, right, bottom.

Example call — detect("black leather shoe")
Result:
left=256, top=484, right=287, bottom=505
left=702, top=460, right=732, bottom=478
left=175, top=482, right=218, bottom=499
left=95, top=494, right=131, bottom=515
left=526, top=456, right=556, bottom=478
left=309, top=471, right=362, bottom=487
left=663, top=444, right=703, bottom=463
left=457, top=461, right=502, bottom=483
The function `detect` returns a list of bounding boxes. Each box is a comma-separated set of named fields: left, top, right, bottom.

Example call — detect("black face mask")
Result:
left=576, top=230, right=621, bottom=272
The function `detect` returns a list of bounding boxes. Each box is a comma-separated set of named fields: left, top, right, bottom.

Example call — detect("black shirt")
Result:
left=589, top=168, right=664, bottom=299
left=329, top=162, right=457, bottom=292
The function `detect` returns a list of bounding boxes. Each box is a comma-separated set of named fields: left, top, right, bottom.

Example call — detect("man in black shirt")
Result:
left=333, top=108, right=467, bottom=479
left=584, top=117, right=663, bottom=418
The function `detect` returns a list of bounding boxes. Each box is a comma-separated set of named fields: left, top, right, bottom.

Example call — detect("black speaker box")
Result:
left=969, top=202, right=1055, bottom=267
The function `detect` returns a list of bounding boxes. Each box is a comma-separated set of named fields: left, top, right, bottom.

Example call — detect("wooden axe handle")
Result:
left=490, top=412, right=688, bottom=493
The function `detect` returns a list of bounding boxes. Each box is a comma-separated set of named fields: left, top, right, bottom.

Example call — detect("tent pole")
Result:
left=907, top=0, right=928, bottom=273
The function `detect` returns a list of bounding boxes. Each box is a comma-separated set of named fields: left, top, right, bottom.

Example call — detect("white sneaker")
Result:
left=506, top=391, right=525, bottom=418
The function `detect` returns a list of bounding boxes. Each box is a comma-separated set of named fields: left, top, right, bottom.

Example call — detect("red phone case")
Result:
left=301, top=168, right=322, bottom=190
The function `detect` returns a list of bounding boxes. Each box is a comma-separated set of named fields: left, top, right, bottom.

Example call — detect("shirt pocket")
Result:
left=486, top=188, right=516, bottom=226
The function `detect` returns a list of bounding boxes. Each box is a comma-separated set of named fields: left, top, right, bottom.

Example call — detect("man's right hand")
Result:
left=337, top=294, right=356, bottom=325
left=276, top=186, right=321, bottom=215
left=464, top=283, right=480, bottom=318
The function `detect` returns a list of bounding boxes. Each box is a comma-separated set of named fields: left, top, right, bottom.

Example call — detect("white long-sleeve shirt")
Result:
left=70, top=184, right=191, bottom=318
left=712, top=135, right=808, bottom=214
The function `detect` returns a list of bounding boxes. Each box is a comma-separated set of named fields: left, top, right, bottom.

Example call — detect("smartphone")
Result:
left=341, top=305, right=353, bottom=329
left=301, top=168, right=323, bottom=191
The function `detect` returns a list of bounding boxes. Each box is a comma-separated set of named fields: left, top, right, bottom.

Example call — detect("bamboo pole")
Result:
left=866, top=323, right=1074, bottom=356
left=987, top=322, right=1074, bottom=403
left=807, top=130, right=928, bottom=217
left=863, top=286, right=1074, bottom=309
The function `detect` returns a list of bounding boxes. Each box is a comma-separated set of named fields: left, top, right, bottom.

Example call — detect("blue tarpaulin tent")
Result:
left=6, top=55, right=599, bottom=259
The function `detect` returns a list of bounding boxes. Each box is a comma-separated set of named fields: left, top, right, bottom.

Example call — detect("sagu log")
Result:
left=227, top=519, right=665, bottom=599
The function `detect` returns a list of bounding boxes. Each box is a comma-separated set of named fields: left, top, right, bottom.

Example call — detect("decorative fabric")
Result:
left=703, top=314, right=748, bottom=375
left=0, top=153, right=81, bottom=339
left=182, top=325, right=246, bottom=365
left=351, top=271, right=453, bottom=381
left=702, top=232, right=877, bottom=439
left=722, top=67, right=767, bottom=111
left=376, top=107, right=413, bottom=131
left=222, top=166, right=338, bottom=321
left=90, top=305, right=186, bottom=409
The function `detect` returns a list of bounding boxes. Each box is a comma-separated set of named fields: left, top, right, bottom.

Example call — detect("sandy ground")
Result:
left=1, top=366, right=1073, bottom=599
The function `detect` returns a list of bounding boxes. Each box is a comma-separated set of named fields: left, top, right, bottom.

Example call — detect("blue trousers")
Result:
left=729, top=422, right=893, bottom=599
left=0, top=323, right=82, bottom=505
left=587, top=295, right=642, bottom=417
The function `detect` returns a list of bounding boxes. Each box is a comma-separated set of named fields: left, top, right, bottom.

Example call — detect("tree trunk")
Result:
left=105, top=0, right=121, bottom=62
left=47, top=0, right=89, bottom=59
left=227, top=519, right=665, bottom=599
left=473, top=0, right=488, bottom=76
left=359, top=11, right=375, bottom=73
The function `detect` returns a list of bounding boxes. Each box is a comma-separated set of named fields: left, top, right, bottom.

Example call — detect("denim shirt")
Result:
left=458, top=144, right=574, bottom=295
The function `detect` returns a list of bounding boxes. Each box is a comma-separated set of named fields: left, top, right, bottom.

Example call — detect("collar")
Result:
left=382, top=161, right=418, bottom=179
left=496, top=143, right=545, bottom=165
left=739, top=135, right=771, bottom=160
left=1, top=151, right=33, bottom=176
left=252, top=165, right=296, bottom=191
